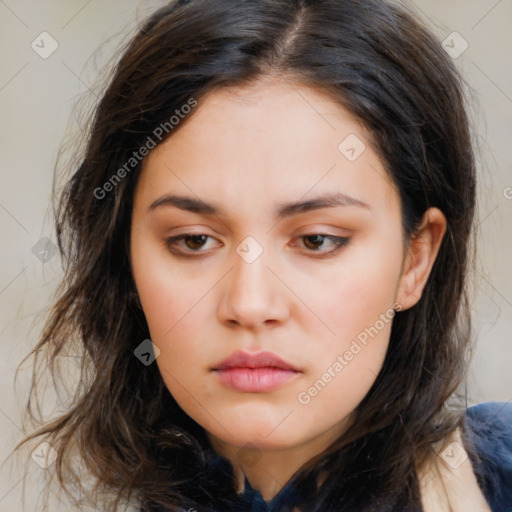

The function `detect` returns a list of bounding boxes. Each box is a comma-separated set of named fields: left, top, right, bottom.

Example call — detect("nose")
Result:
left=216, top=242, right=290, bottom=330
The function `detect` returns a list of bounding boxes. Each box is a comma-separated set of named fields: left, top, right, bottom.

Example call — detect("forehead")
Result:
left=169, top=78, right=367, bottom=162
left=135, top=77, right=399, bottom=221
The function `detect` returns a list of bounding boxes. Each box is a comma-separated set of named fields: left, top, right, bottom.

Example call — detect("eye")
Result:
left=165, top=234, right=220, bottom=255
left=297, top=234, right=351, bottom=256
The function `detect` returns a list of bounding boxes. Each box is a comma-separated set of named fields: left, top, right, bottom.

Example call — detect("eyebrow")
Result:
left=148, top=192, right=370, bottom=219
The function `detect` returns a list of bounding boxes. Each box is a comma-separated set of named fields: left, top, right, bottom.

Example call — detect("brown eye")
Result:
left=183, top=235, right=208, bottom=250
left=303, top=234, right=327, bottom=250
left=165, top=234, right=219, bottom=256
left=301, top=234, right=350, bottom=254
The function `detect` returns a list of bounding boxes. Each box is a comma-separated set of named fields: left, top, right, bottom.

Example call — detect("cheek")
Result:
left=290, top=232, right=402, bottom=403
left=131, top=236, right=206, bottom=339
left=300, top=234, right=403, bottom=344
left=294, top=268, right=397, bottom=421
left=131, top=245, right=220, bottom=399
left=134, top=259, right=212, bottom=401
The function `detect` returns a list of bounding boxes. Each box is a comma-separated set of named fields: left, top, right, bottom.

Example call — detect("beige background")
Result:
left=1, top=1, right=511, bottom=510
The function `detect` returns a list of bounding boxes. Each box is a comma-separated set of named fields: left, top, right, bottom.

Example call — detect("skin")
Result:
left=129, top=76, right=447, bottom=502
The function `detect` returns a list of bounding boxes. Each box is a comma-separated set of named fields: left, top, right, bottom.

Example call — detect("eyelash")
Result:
left=164, top=233, right=351, bottom=258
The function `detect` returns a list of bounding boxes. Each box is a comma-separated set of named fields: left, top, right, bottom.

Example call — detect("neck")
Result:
left=206, top=421, right=348, bottom=502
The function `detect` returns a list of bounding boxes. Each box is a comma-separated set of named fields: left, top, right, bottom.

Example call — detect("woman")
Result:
left=17, top=0, right=512, bottom=510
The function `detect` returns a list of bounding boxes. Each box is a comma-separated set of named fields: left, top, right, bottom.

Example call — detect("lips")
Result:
left=211, top=350, right=300, bottom=372
left=211, top=350, right=302, bottom=392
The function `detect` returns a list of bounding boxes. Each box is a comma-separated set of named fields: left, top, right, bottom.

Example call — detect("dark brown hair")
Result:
left=16, top=0, right=479, bottom=510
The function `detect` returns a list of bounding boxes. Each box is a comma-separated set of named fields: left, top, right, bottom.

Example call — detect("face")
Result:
left=130, top=77, right=409, bottom=454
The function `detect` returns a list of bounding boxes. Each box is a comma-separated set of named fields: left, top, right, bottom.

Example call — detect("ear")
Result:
left=396, top=207, right=447, bottom=311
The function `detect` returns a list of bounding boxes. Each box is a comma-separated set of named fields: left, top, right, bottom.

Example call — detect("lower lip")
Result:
left=213, top=367, right=300, bottom=392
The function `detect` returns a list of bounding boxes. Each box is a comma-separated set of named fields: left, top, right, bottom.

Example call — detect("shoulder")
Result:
left=465, top=401, right=512, bottom=511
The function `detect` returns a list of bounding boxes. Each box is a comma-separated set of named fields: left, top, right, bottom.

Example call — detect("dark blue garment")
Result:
left=227, top=401, right=512, bottom=511
left=465, top=401, right=512, bottom=511
left=147, top=402, right=512, bottom=511
left=234, top=473, right=302, bottom=512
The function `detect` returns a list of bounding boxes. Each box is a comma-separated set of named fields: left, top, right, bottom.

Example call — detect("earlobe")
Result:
left=396, top=207, right=447, bottom=311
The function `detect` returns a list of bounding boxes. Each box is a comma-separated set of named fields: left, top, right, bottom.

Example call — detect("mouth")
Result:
left=212, top=367, right=301, bottom=392
left=211, top=350, right=300, bottom=372
left=211, top=350, right=301, bottom=392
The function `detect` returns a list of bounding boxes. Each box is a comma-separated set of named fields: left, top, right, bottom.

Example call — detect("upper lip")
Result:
left=212, top=350, right=301, bottom=372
